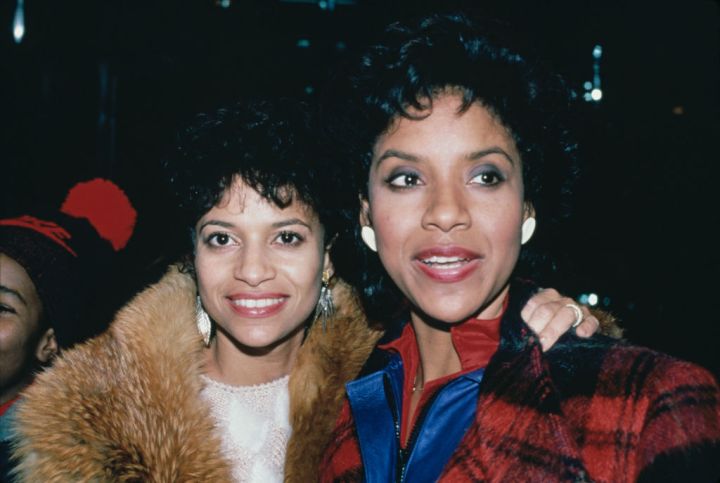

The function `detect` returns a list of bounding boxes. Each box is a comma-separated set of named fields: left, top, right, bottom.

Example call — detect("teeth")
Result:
left=422, top=256, right=467, bottom=266
left=232, top=298, right=284, bottom=308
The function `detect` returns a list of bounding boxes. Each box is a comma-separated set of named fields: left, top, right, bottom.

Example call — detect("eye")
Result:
left=275, top=231, right=304, bottom=246
left=387, top=171, right=423, bottom=188
left=0, top=303, right=17, bottom=315
left=206, top=232, right=235, bottom=247
left=470, top=169, right=504, bottom=186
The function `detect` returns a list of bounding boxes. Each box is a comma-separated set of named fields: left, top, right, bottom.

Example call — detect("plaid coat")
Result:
left=319, top=283, right=720, bottom=482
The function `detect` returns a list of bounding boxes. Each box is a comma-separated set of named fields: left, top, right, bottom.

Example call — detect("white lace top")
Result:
left=200, top=374, right=291, bottom=482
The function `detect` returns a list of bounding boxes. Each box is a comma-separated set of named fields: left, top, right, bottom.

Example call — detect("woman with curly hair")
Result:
left=319, top=13, right=720, bottom=482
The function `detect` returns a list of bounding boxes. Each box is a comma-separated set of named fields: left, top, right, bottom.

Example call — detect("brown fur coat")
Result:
left=11, top=267, right=383, bottom=482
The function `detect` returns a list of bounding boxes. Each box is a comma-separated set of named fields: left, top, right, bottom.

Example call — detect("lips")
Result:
left=414, top=246, right=482, bottom=283
left=226, top=293, right=288, bottom=318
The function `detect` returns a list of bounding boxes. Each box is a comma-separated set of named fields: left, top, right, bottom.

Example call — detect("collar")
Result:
left=0, top=395, right=20, bottom=417
left=379, top=293, right=507, bottom=375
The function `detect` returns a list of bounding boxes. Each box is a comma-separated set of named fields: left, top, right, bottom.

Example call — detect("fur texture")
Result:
left=12, top=266, right=382, bottom=482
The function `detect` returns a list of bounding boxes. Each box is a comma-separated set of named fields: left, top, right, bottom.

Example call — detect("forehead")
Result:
left=0, top=253, right=39, bottom=302
left=209, top=177, right=320, bottom=224
left=378, top=95, right=517, bottom=153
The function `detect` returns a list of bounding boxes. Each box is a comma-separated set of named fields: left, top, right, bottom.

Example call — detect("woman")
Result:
left=11, top=99, right=600, bottom=482
left=319, top=13, right=720, bottom=482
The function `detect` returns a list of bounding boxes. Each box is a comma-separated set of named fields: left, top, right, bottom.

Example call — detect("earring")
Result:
left=360, top=225, right=377, bottom=252
left=196, top=296, right=212, bottom=346
left=314, top=270, right=335, bottom=330
left=521, top=217, right=536, bottom=245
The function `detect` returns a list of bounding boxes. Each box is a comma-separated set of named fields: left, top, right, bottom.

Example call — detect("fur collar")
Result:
left=12, top=266, right=382, bottom=482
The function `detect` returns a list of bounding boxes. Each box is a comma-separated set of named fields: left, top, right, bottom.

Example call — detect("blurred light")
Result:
left=578, top=294, right=589, bottom=304
left=296, top=39, right=311, bottom=48
left=588, top=293, right=599, bottom=306
left=583, top=81, right=593, bottom=90
left=602, top=296, right=611, bottom=306
left=304, top=85, right=314, bottom=94
left=214, top=0, right=232, bottom=7
left=335, top=41, right=347, bottom=51
left=590, top=88, right=603, bottom=101
left=672, top=105, right=685, bottom=115
left=13, top=0, right=25, bottom=44
left=592, top=44, right=603, bottom=59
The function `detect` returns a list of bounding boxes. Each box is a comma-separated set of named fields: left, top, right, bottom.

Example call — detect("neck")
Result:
left=203, top=329, right=304, bottom=386
left=409, top=316, right=460, bottom=386
left=409, top=283, right=510, bottom=386
left=1, top=373, right=34, bottom=406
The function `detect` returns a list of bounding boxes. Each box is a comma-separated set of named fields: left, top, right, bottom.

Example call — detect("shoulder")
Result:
left=11, top=266, right=229, bottom=481
left=19, top=265, right=200, bottom=410
left=285, top=278, right=383, bottom=482
left=547, top=334, right=718, bottom=395
left=546, top=337, right=720, bottom=479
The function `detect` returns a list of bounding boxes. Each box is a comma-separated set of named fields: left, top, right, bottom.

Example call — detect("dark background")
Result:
left=2, top=0, right=718, bottom=376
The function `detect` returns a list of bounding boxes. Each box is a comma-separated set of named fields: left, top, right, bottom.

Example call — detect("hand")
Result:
left=521, top=288, right=599, bottom=352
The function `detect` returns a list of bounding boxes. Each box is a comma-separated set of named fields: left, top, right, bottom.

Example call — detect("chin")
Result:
left=416, top=303, right=476, bottom=325
left=235, top=326, right=304, bottom=352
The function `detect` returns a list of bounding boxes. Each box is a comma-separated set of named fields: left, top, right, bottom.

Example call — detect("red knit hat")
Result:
left=0, top=178, right=137, bottom=348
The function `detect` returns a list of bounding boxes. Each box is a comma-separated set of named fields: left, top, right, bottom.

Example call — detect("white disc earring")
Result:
left=360, top=225, right=377, bottom=252
left=521, top=217, right=536, bottom=245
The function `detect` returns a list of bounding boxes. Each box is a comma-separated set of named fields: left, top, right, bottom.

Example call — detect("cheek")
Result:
left=0, top=320, right=33, bottom=354
left=285, top=247, right=324, bottom=295
left=194, top=251, right=225, bottom=297
left=368, top=191, right=410, bottom=251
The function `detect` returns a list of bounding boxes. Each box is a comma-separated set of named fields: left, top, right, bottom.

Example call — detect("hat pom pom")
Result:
left=60, top=178, right=137, bottom=251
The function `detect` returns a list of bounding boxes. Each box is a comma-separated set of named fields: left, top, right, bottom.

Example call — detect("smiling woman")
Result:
left=319, top=12, right=720, bottom=482
left=195, top=180, right=330, bottom=381
left=364, top=94, right=528, bottom=325
left=9, top=98, right=379, bottom=482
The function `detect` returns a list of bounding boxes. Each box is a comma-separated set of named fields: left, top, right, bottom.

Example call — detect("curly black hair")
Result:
left=163, top=98, right=353, bottom=254
left=322, top=12, right=581, bottom=323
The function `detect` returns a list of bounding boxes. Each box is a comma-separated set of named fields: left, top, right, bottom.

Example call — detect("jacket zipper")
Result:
left=395, top=386, right=443, bottom=482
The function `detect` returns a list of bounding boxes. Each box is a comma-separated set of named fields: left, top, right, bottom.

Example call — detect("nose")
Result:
left=233, top=242, right=275, bottom=287
left=421, top=182, right=471, bottom=232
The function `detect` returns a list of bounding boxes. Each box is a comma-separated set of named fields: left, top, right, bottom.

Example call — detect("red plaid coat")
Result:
left=319, top=283, right=720, bottom=482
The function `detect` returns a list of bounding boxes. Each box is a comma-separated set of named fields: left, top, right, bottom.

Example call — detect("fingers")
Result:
left=520, top=287, right=560, bottom=323
left=522, top=288, right=599, bottom=352
left=574, top=307, right=600, bottom=338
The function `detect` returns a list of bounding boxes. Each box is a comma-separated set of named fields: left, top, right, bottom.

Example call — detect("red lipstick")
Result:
left=413, top=246, right=481, bottom=283
left=226, top=292, right=288, bottom=318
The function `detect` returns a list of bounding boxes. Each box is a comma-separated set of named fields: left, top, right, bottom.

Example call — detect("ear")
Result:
left=35, top=327, right=58, bottom=364
left=322, top=249, right=335, bottom=280
left=359, top=196, right=371, bottom=227
left=523, top=201, right=536, bottom=221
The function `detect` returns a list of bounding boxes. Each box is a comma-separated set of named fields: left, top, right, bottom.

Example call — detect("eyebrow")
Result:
left=271, top=218, right=313, bottom=231
left=374, top=149, right=420, bottom=165
left=468, top=147, right=516, bottom=166
left=198, top=220, right=234, bottom=232
left=198, top=218, right=313, bottom=232
left=375, top=147, right=515, bottom=166
left=0, top=285, right=26, bottom=306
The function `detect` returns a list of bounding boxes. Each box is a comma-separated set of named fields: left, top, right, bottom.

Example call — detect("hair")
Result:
left=321, top=12, right=581, bottom=323
left=163, top=97, right=355, bottom=263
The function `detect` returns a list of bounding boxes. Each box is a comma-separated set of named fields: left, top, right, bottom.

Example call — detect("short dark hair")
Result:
left=321, top=12, right=581, bottom=322
left=163, top=98, right=350, bottom=247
